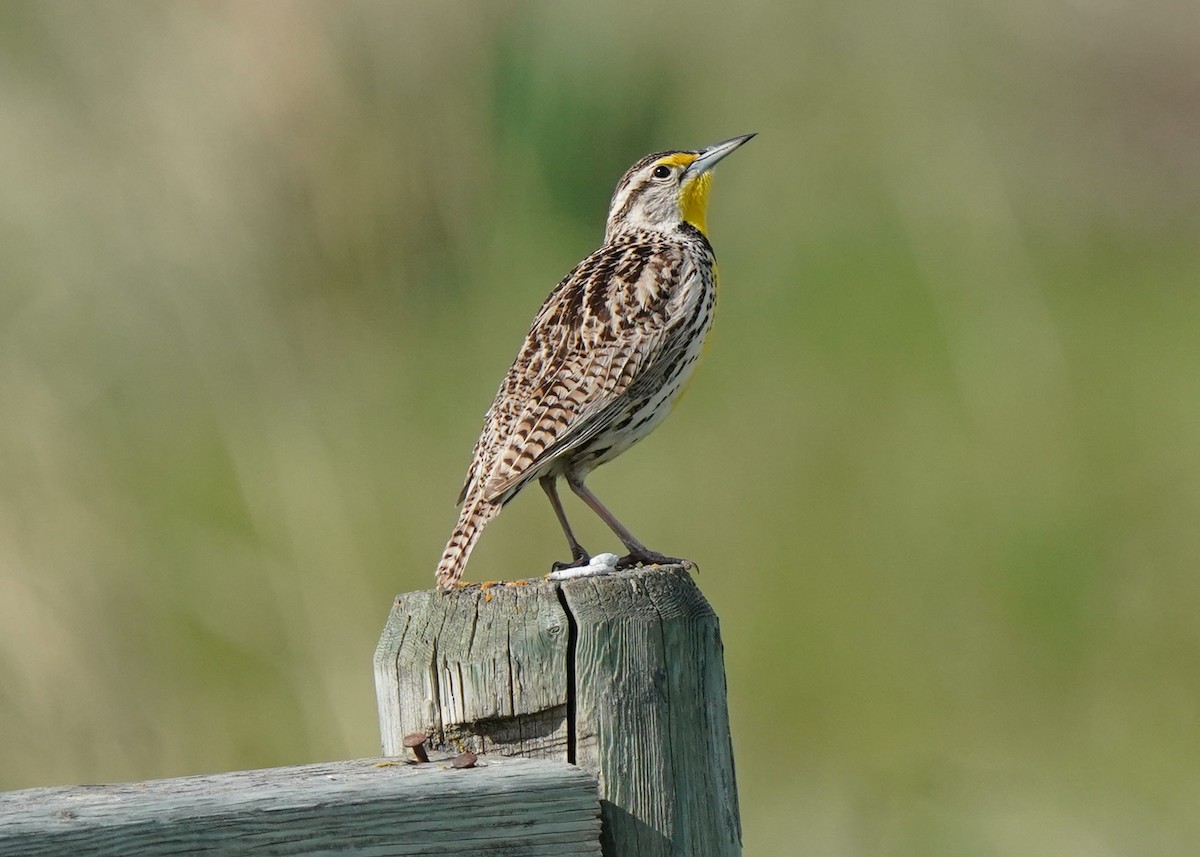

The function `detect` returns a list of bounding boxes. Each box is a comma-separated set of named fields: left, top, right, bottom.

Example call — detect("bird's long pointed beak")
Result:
left=683, top=133, right=756, bottom=180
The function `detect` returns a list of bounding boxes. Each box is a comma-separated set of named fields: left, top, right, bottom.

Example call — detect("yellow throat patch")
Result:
left=681, top=171, right=713, bottom=236
left=659, top=153, right=712, bottom=236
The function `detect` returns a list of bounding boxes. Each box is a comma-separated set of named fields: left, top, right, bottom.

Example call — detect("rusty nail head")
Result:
left=402, top=732, right=430, bottom=763
left=451, top=751, right=478, bottom=769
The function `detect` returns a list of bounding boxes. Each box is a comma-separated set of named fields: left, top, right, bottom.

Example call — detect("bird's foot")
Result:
left=548, top=552, right=619, bottom=581
left=550, top=548, right=591, bottom=572
left=615, top=549, right=688, bottom=570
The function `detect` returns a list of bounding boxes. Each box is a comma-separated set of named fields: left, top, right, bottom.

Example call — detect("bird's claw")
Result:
left=615, top=550, right=687, bottom=570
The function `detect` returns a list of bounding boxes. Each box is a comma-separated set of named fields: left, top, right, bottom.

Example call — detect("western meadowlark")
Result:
left=435, top=133, right=754, bottom=589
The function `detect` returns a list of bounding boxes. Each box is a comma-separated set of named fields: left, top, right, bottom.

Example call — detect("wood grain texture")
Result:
left=0, top=756, right=601, bottom=856
left=374, top=565, right=741, bottom=857
left=561, top=566, right=741, bottom=857
left=374, top=578, right=571, bottom=757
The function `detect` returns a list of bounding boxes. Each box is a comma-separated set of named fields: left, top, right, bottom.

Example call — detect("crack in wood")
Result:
left=556, top=582, right=580, bottom=765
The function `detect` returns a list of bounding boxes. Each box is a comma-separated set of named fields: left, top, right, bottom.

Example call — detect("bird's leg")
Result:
left=565, top=471, right=684, bottom=569
left=540, top=475, right=591, bottom=570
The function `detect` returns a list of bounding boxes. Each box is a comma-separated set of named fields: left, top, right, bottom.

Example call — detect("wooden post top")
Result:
left=374, top=564, right=716, bottom=749
left=374, top=563, right=741, bottom=857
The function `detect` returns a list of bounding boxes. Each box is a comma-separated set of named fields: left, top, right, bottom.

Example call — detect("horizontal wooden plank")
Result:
left=0, top=756, right=601, bottom=856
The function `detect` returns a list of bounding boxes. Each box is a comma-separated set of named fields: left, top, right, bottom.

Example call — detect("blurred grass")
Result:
left=2, top=1, right=1199, bottom=854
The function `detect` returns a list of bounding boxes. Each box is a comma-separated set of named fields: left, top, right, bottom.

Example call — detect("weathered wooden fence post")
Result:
left=374, top=564, right=741, bottom=857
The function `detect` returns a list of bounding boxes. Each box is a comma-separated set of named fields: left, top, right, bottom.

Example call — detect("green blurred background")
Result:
left=2, top=1, right=1199, bottom=853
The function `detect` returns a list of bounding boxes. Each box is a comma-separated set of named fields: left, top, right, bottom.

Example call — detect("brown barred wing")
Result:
left=470, top=240, right=681, bottom=504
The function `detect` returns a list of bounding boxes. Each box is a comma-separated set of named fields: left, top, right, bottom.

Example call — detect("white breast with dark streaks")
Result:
left=570, top=243, right=716, bottom=472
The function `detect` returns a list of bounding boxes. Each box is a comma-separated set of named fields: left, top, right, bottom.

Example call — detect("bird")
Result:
left=435, top=133, right=755, bottom=589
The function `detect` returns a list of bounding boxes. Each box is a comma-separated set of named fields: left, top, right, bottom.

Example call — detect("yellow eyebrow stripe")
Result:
left=657, top=152, right=698, bottom=169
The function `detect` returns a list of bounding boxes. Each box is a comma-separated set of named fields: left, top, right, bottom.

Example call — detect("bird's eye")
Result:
left=652, top=165, right=672, bottom=179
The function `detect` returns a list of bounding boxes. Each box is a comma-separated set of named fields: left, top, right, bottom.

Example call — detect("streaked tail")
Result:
left=435, top=496, right=501, bottom=589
